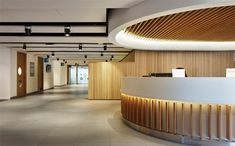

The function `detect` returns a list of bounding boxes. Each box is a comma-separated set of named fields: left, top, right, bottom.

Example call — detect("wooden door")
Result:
left=17, top=52, right=27, bottom=97
left=38, top=57, right=44, bottom=91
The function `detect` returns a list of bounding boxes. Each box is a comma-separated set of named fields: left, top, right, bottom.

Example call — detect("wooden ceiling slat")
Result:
left=125, top=6, right=235, bottom=41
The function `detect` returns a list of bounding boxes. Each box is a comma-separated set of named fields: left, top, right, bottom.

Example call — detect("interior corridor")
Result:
left=0, top=85, right=181, bottom=146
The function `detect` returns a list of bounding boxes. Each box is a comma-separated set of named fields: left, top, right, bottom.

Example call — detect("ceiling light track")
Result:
left=0, top=32, right=108, bottom=37
left=0, top=22, right=107, bottom=26
left=26, top=51, right=131, bottom=53
left=0, top=42, right=109, bottom=45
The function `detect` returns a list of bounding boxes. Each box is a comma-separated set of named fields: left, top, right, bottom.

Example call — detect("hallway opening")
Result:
left=68, top=65, right=88, bottom=85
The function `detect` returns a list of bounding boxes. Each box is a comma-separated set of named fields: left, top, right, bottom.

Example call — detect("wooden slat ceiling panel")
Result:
left=125, top=6, right=235, bottom=41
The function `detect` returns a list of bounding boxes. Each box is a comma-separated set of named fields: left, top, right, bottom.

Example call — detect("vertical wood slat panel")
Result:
left=190, top=104, right=193, bottom=137
left=166, top=102, right=169, bottom=132
left=146, top=99, right=150, bottom=128
left=173, top=102, right=177, bottom=134
left=151, top=100, right=157, bottom=129
left=208, top=105, right=212, bottom=139
left=199, top=104, right=203, bottom=139
left=226, top=105, right=232, bottom=141
left=141, top=98, right=144, bottom=126
left=182, top=103, right=185, bottom=135
left=158, top=101, right=162, bottom=131
left=217, top=105, right=222, bottom=140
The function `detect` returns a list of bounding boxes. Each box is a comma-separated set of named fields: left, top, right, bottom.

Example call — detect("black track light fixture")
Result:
left=57, top=58, right=59, bottom=61
left=51, top=52, right=55, bottom=57
left=84, top=55, right=87, bottom=58
left=105, top=60, right=108, bottom=62
left=23, top=43, right=27, bottom=50
left=111, top=55, right=114, bottom=58
left=103, top=45, right=107, bottom=51
left=25, top=25, right=31, bottom=36
left=63, top=59, right=65, bottom=62
left=64, top=25, right=71, bottom=37
left=101, top=52, right=103, bottom=56
left=65, top=61, right=67, bottom=64
left=47, top=55, right=50, bottom=59
left=79, top=43, right=82, bottom=51
left=84, top=61, right=86, bottom=64
left=110, top=58, right=112, bottom=61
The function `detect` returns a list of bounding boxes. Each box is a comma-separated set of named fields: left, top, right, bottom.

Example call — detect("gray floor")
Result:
left=0, top=85, right=183, bottom=146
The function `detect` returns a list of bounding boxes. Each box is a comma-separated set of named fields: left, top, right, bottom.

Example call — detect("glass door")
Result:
left=77, top=66, right=88, bottom=84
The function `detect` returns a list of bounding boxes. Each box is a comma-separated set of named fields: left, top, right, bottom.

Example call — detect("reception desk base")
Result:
left=121, top=93, right=235, bottom=145
left=123, top=118, right=233, bottom=146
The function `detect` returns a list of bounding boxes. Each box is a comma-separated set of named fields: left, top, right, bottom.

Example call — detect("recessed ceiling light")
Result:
left=25, top=25, right=31, bottom=36
left=79, top=43, right=82, bottom=51
left=64, top=25, right=71, bottom=37
left=103, top=45, right=107, bottom=51
left=22, top=43, right=27, bottom=50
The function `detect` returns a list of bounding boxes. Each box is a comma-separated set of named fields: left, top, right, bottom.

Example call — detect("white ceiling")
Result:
left=0, top=0, right=144, bottom=22
left=0, top=0, right=143, bottom=61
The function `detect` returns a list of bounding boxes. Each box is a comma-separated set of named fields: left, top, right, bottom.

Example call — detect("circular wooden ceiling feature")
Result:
left=124, top=6, right=235, bottom=41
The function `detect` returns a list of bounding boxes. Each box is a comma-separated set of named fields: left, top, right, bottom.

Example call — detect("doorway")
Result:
left=38, top=57, right=44, bottom=91
left=17, top=52, right=27, bottom=97
left=68, top=65, right=88, bottom=84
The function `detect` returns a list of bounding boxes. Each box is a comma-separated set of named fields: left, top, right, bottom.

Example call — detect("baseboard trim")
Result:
left=0, top=99, right=9, bottom=102
left=54, top=84, right=67, bottom=87
left=11, top=87, right=54, bottom=99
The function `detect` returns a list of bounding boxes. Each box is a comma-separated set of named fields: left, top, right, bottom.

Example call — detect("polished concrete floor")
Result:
left=0, top=85, right=184, bottom=146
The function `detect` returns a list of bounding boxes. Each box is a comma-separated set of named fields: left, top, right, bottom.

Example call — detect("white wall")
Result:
left=0, top=46, right=11, bottom=99
left=10, top=49, right=17, bottom=97
left=44, top=59, right=54, bottom=90
left=53, top=60, right=67, bottom=86
left=26, top=54, right=38, bottom=94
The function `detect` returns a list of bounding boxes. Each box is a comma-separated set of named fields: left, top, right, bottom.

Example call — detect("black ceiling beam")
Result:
left=26, top=51, right=130, bottom=53
left=0, top=42, right=113, bottom=45
left=11, top=46, right=122, bottom=49
left=0, top=22, right=107, bottom=26
left=0, top=32, right=107, bottom=37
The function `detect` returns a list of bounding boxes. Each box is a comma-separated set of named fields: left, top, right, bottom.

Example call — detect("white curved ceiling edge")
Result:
left=108, top=0, right=235, bottom=50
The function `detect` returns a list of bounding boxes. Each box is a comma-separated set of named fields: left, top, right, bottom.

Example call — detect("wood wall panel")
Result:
left=88, top=50, right=235, bottom=99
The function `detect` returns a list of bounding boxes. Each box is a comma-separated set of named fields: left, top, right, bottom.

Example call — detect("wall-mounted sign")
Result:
left=46, top=64, right=52, bottom=73
left=172, top=69, right=185, bottom=77
left=30, top=62, right=35, bottom=77
left=226, top=68, right=235, bottom=78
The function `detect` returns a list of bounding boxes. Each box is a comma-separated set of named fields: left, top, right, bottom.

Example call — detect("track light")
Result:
left=51, top=52, right=55, bottom=57
left=64, top=25, right=71, bottom=37
left=84, top=55, right=87, bottom=58
left=65, top=61, right=67, bottom=64
left=111, top=55, right=114, bottom=58
left=23, top=43, right=27, bottom=50
left=84, top=61, right=86, bottom=64
left=110, top=58, right=112, bottom=61
left=101, top=52, right=103, bottom=56
left=63, top=59, right=65, bottom=62
left=103, top=45, right=107, bottom=51
left=106, top=60, right=108, bottom=62
left=79, top=43, right=82, bottom=51
left=47, top=55, right=50, bottom=59
left=25, top=25, right=31, bottom=36
left=57, top=58, right=59, bottom=61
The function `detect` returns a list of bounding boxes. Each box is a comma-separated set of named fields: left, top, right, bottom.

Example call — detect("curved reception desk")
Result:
left=121, top=77, right=235, bottom=144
